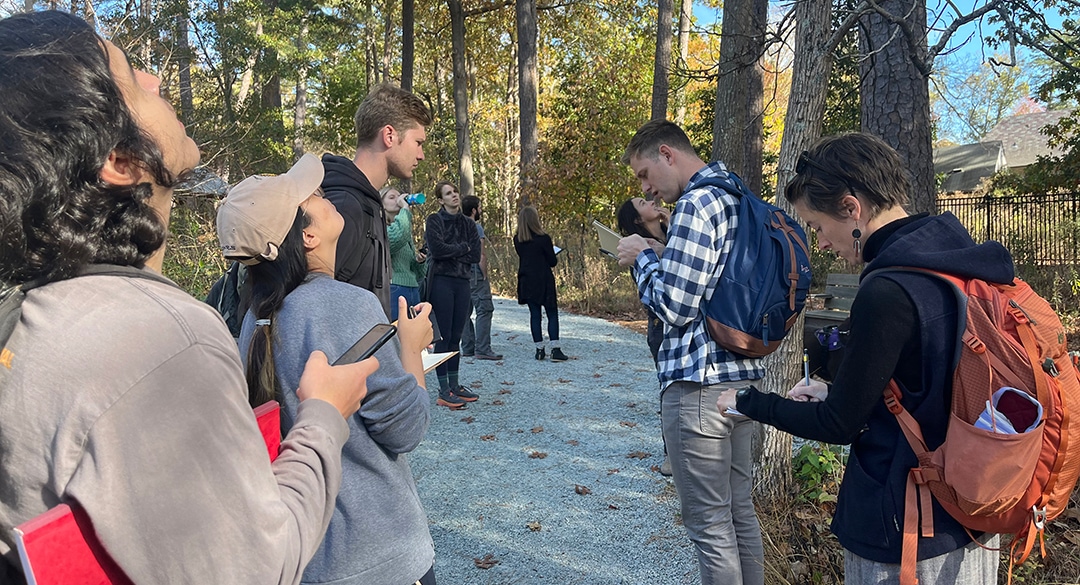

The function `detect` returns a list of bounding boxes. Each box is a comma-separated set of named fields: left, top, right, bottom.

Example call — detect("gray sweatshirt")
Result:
left=239, top=273, right=434, bottom=585
left=0, top=270, right=348, bottom=584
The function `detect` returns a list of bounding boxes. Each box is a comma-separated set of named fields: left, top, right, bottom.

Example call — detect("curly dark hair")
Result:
left=0, top=11, right=177, bottom=285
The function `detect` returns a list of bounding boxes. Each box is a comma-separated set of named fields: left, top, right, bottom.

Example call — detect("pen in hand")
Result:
left=803, top=348, right=810, bottom=386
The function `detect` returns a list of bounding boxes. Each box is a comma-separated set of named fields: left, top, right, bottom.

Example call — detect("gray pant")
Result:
left=662, top=381, right=764, bottom=585
left=844, top=533, right=999, bottom=584
left=460, top=264, right=495, bottom=356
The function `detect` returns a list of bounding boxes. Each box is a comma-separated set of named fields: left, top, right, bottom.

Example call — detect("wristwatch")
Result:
left=734, top=385, right=752, bottom=405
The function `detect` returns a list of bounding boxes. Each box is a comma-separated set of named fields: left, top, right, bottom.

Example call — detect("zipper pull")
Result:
left=1009, top=299, right=1037, bottom=325
left=762, top=314, right=769, bottom=347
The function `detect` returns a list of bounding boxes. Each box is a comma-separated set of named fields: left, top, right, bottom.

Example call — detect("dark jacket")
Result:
left=739, top=212, right=1014, bottom=563
left=425, top=209, right=480, bottom=281
left=514, top=233, right=558, bottom=306
left=321, top=154, right=391, bottom=318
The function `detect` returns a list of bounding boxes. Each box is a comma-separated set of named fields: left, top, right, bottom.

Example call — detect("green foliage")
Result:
left=931, top=56, right=1033, bottom=144
left=821, top=0, right=861, bottom=136
left=792, top=442, right=845, bottom=505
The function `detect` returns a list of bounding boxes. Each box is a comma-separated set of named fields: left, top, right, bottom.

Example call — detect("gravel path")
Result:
left=412, top=297, right=699, bottom=585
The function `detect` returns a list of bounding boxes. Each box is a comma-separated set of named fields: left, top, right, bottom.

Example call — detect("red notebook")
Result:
left=11, top=401, right=281, bottom=585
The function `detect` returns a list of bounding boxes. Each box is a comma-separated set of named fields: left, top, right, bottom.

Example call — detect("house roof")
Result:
left=933, top=141, right=1006, bottom=193
left=983, top=110, right=1072, bottom=168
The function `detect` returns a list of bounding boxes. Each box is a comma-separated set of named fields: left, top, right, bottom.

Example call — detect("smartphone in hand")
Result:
left=333, top=323, right=397, bottom=365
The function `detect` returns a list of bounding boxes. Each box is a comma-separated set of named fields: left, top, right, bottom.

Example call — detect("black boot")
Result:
left=535, top=348, right=546, bottom=360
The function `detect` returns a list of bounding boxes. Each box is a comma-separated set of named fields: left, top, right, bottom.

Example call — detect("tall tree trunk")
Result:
left=236, top=19, right=261, bottom=108
left=755, top=0, right=839, bottom=499
left=382, top=0, right=394, bottom=83
left=860, top=0, right=936, bottom=213
left=712, top=0, right=767, bottom=195
left=260, top=0, right=285, bottom=152
left=293, top=23, right=309, bottom=159
left=176, top=9, right=194, bottom=129
left=651, top=0, right=673, bottom=120
left=402, top=0, right=415, bottom=91
left=140, top=0, right=153, bottom=66
left=675, top=0, right=691, bottom=125
left=516, top=0, right=539, bottom=203
left=449, top=0, right=475, bottom=197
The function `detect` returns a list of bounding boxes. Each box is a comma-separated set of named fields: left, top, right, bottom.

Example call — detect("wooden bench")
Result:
left=803, top=273, right=859, bottom=379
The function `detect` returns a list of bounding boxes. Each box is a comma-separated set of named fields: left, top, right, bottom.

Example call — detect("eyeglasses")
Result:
left=814, top=325, right=849, bottom=351
left=796, top=151, right=858, bottom=198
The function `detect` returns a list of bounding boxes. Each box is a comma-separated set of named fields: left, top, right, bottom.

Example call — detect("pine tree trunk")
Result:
left=859, top=0, right=936, bottom=214
left=402, top=0, right=415, bottom=91
left=651, top=0, right=673, bottom=120
left=711, top=0, right=766, bottom=195
left=516, top=0, right=539, bottom=203
left=176, top=9, right=194, bottom=128
left=293, top=24, right=309, bottom=159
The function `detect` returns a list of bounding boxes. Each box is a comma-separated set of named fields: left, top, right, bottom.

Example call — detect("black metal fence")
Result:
left=938, top=193, right=1080, bottom=265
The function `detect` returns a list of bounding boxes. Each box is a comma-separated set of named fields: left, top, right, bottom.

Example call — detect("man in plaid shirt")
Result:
left=617, top=120, right=764, bottom=585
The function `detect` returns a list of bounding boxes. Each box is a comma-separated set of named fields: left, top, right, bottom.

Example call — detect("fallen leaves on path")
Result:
left=460, top=416, right=475, bottom=424
left=627, top=451, right=650, bottom=459
left=529, top=451, right=547, bottom=459
left=473, top=554, right=500, bottom=569
left=626, top=402, right=637, bottom=408
left=574, top=484, right=592, bottom=495
left=491, top=399, right=505, bottom=406
left=619, top=421, right=637, bottom=428
left=609, top=383, right=625, bottom=387
left=566, top=440, right=579, bottom=446
left=557, top=378, right=572, bottom=383
left=531, top=426, right=543, bottom=433
left=469, top=381, right=483, bottom=388
left=498, top=389, right=512, bottom=395
left=526, top=521, right=542, bottom=532
left=607, top=468, right=620, bottom=474
left=481, top=434, right=496, bottom=441
left=500, top=381, right=515, bottom=386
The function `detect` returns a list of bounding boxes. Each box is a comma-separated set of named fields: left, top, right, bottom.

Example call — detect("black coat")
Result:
left=514, top=233, right=557, bottom=306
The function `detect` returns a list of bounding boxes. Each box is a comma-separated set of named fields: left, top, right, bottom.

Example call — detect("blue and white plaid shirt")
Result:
left=633, top=162, right=765, bottom=390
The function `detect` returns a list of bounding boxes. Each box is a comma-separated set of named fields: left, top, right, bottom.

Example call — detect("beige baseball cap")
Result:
left=216, top=153, right=324, bottom=265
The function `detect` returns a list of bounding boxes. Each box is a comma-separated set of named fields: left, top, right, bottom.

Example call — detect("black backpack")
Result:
left=204, top=261, right=249, bottom=339
left=698, top=171, right=813, bottom=358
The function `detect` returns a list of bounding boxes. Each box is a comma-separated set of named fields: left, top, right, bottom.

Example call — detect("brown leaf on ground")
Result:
left=626, top=451, right=650, bottom=459
left=491, top=399, right=505, bottom=406
left=498, top=388, right=512, bottom=395
left=650, top=465, right=661, bottom=473
left=557, top=378, right=572, bottom=383
left=461, top=416, right=475, bottom=424
left=557, top=400, right=567, bottom=405
left=531, top=426, right=544, bottom=433
left=609, top=383, right=625, bottom=387
left=566, top=440, right=579, bottom=446
left=626, top=402, right=637, bottom=408
left=619, top=421, right=637, bottom=428
left=529, top=451, right=547, bottom=459
left=470, top=381, right=483, bottom=388
left=526, top=521, right=542, bottom=532
left=473, top=554, right=500, bottom=569
left=593, top=373, right=602, bottom=378
left=481, top=434, right=496, bottom=441
left=500, top=381, right=515, bottom=386
left=607, top=468, right=620, bottom=474
left=608, top=504, right=620, bottom=510
left=574, top=484, right=592, bottom=495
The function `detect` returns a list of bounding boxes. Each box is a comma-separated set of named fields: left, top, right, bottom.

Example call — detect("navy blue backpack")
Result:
left=698, top=171, right=812, bottom=358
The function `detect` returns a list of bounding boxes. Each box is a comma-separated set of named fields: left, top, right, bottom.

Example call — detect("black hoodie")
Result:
left=739, top=212, right=1014, bottom=563
left=321, top=154, right=391, bottom=318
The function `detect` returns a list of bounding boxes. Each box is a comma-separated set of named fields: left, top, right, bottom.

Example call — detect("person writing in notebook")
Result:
left=0, top=11, right=372, bottom=584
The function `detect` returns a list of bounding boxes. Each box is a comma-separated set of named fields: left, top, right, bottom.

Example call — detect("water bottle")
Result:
left=404, top=192, right=426, bottom=205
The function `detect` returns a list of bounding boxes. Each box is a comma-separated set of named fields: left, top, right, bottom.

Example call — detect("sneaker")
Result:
left=535, top=348, right=546, bottom=360
left=452, top=386, right=479, bottom=402
left=550, top=348, right=569, bottom=362
left=476, top=353, right=503, bottom=361
left=460, top=352, right=475, bottom=358
left=437, top=392, right=468, bottom=410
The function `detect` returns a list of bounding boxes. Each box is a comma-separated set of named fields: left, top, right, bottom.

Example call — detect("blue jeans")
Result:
left=527, top=301, right=559, bottom=345
left=662, top=380, right=764, bottom=585
left=389, top=284, right=421, bottom=322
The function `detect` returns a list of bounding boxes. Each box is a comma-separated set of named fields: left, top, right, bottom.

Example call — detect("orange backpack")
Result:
left=868, top=268, right=1080, bottom=585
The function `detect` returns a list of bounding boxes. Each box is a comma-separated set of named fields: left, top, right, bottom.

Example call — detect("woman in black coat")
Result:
left=514, top=206, right=568, bottom=361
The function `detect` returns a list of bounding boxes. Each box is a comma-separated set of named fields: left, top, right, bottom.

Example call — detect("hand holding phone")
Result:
left=297, top=350, right=378, bottom=419
left=333, top=323, right=397, bottom=365
left=398, top=298, right=434, bottom=354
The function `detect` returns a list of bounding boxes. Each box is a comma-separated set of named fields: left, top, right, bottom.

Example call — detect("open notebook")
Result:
left=11, top=401, right=282, bottom=585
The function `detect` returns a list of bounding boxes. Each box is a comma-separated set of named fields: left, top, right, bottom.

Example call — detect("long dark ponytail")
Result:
left=244, top=210, right=310, bottom=408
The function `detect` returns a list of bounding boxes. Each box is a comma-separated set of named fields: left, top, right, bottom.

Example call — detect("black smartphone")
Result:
left=333, top=323, right=397, bottom=365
